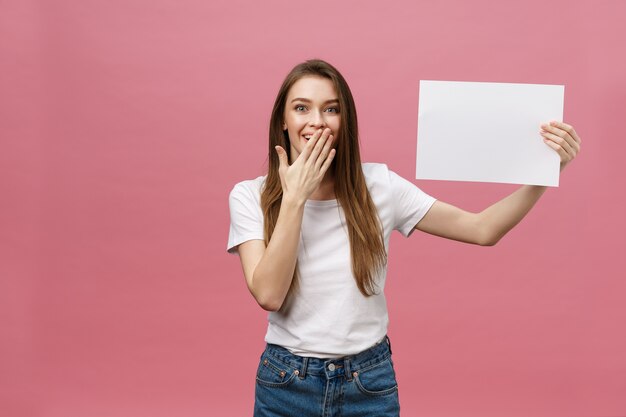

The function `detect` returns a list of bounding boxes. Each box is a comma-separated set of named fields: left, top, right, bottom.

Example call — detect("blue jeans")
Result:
left=253, top=336, right=400, bottom=417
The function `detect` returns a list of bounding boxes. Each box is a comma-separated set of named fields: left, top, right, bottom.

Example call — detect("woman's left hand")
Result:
left=540, top=121, right=582, bottom=172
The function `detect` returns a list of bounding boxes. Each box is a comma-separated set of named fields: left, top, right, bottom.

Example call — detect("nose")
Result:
left=308, top=109, right=326, bottom=128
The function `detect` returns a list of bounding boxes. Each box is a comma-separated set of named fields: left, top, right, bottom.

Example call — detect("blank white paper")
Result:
left=416, top=80, right=564, bottom=186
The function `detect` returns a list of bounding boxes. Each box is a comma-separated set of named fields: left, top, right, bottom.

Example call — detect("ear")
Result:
left=282, top=122, right=287, bottom=131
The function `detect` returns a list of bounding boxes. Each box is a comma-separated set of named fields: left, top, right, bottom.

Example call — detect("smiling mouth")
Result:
left=302, top=133, right=332, bottom=141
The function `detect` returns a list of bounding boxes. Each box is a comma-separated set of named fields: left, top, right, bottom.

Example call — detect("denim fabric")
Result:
left=253, top=336, right=400, bottom=417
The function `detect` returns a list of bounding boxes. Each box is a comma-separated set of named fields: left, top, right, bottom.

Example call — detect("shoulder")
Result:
left=360, top=162, right=395, bottom=202
left=363, top=162, right=418, bottom=186
left=361, top=162, right=432, bottom=201
left=229, top=175, right=267, bottom=204
left=230, top=175, right=266, bottom=195
left=361, top=162, right=407, bottom=189
left=361, top=162, right=392, bottom=182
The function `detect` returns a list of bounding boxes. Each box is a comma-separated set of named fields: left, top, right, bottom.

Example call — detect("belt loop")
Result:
left=386, top=335, right=392, bottom=355
left=344, top=358, right=352, bottom=381
left=299, top=357, right=308, bottom=380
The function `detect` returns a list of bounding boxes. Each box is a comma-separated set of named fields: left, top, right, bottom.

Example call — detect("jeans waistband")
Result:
left=262, top=336, right=392, bottom=381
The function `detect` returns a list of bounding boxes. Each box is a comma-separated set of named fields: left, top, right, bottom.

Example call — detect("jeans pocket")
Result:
left=353, top=358, right=398, bottom=397
left=255, top=354, right=298, bottom=388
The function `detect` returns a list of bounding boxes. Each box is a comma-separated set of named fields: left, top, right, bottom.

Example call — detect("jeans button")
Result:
left=328, top=363, right=336, bottom=371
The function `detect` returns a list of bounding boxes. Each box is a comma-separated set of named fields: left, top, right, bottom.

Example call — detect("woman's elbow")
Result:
left=256, top=296, right=283, bottom=312
left=476, top=228, right=501, bottom=246
left=250, top=280, right=285, bottom=312
left=478, top=237, right=499, bottom=246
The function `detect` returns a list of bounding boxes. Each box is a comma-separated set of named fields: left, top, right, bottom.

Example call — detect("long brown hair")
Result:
left=261, top=59, right=386, bottom=301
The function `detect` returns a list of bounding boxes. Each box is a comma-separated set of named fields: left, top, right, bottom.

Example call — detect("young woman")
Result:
left=227, top=59, right=581, bottom=417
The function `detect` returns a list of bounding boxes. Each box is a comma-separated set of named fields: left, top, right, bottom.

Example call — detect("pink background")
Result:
left=2, top=1, right=625, bottom=416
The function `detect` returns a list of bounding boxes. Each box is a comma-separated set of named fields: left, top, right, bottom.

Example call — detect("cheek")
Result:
left=288, top=129, right=300, bottom=140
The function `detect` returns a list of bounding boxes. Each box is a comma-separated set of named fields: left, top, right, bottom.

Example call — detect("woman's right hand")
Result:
left=274, top=127, right=336, bottom=203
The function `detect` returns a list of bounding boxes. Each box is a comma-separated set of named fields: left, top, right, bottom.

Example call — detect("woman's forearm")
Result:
left=250, top=196, right=305, bottom=311
left=478, top=184, right=548, bottom=245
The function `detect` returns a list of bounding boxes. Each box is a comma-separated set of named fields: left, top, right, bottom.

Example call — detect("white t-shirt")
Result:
left=227, top=163, right=436, bottom=358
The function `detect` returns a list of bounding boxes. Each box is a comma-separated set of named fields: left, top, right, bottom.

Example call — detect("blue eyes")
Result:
left=295, top=105, right=339, bottom=113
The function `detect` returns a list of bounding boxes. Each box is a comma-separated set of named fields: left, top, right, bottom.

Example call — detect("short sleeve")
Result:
left=227, top=181, right=265, bottom=255
left=389, top=169, right=436, bottom=237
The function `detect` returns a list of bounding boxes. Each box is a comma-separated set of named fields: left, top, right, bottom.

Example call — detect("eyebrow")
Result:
left=290, top=98, right=339, bottom=104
